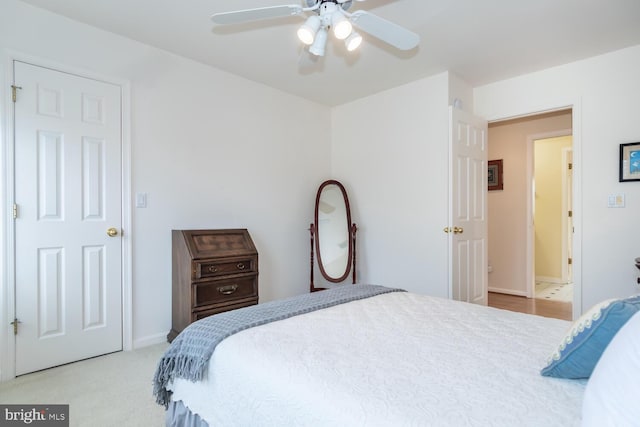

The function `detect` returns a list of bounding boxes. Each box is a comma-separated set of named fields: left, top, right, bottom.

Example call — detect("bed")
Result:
left=153, top=284, right=607, bottom=426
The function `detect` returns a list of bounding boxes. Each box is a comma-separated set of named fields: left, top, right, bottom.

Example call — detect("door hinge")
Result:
left=13, top=203, right=18, bottom=219
left=568, top=257, right=573, bottom=265
left=568, top=163, right=573, bottom=170
left=10, top=318, right=21, bottom=335
left=11, top=85, right=22, bottom=103
left=568, top=210, right=573, bottom=218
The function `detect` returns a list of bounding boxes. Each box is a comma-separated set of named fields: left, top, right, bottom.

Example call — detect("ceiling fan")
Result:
left=211, top=0, right=419, bottom=57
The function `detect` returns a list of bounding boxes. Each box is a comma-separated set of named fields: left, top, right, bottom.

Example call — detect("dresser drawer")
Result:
left=193, top=275, right=257, bottom=308
left=192, top=299, right=258, bottom=322
left=194, top=257, right=256, bottom=280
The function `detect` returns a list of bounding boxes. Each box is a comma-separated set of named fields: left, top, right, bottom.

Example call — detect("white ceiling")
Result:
left=17, top=0, right=640, bottom=106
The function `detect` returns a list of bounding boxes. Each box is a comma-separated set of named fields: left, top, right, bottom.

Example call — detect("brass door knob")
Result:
left=443, top=227, right=452, bottom=233
left=453, top=227, right=464, bottom=234
left=106, top=227, right=119, bottom=237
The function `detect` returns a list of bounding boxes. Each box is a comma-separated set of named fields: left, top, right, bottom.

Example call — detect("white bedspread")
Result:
left=169, top=292, right=585, bottom=426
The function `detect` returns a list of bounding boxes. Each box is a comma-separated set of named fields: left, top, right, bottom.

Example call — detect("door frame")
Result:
left=0, top=51, right=133, bottom=381
left=527, top=129, right=573, bottom=296
left=486, top=100, right=582, bottom=320
left=561, top=145, right=573, bottom=284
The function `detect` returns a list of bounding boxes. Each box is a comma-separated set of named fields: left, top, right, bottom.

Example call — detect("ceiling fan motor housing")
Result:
left=306, top=0, right=353, bottom=11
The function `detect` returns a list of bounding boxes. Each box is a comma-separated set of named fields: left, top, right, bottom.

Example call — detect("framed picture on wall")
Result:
left=488, top=159, right=504, bottom=191
left=619, top=142, right=640, bottom=182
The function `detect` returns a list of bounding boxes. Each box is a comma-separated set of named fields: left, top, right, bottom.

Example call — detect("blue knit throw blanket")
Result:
left=153, top=284, right=405, bottom=407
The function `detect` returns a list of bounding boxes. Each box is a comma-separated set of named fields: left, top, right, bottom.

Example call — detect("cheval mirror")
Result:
left=309, top=180, right=357, bottom=292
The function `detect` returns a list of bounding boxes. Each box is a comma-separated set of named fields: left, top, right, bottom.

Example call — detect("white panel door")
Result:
left=14, top=61, right=122, bottom=375
left=449, top=107, right=488, bottom=305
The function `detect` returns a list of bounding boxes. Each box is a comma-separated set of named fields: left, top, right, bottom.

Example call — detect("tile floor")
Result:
left=535, top=281, right=573, bottom=303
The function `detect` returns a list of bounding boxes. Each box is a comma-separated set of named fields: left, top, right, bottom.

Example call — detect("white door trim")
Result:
left=0, top=51, right=133, bottom=381
left=484, top=100, right=582, bottom=320
left=561, top=146, right=573, bottom=284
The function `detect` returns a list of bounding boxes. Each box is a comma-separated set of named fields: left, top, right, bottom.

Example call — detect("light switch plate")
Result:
left=607, top=193, right=625, bottom=208
left=135, top=192, right=147, bottom=208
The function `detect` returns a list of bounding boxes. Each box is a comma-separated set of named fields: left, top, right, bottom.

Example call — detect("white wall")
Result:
left=331, top=73, right=451, bottom=296
left=476, top=45, right=640, bottom=310
left=0, top=0, right=331, bottom=356
left=448, top=72, right=474, bottom=112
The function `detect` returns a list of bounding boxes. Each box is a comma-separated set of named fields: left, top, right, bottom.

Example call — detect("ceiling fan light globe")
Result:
left=309, top=28, right=328, bottom=56
left=345, top=32, right=362, bottom=51
left=332, top=13, right=352, bottom=40
left=298, top=28, right=315, bottom=45
left=298, top=15, right=321, bottom=45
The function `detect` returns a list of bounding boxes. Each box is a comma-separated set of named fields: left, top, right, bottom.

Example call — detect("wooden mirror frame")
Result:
left=309, top=180, right=357, bottom=292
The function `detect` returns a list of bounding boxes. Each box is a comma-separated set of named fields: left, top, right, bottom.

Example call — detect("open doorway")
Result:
left=486, top=110, right=573, bottom=321
left=533, top=135, right=573, bottom=305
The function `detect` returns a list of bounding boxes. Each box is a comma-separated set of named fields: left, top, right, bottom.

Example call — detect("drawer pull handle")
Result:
left=207, top=266, right=218, bottom=273
left=217, top=284, right=238, bottom=295
left=236, top=263, right=246, bottom=270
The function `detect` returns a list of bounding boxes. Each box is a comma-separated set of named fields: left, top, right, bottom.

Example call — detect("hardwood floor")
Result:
left=488, top=292, right=572, bottom=321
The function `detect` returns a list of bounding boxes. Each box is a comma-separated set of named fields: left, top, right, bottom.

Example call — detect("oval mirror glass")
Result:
left=314, top=180, right=352, bottom=282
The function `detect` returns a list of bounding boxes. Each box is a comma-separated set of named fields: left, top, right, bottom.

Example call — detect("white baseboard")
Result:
left=488, top=287, right=529, bottom=297
left=133, top=332, right=168, bottom=350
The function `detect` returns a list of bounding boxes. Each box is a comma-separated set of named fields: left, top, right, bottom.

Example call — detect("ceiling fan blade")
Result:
left=211, top=5, right=304, bottom=25
left=349, top=10, right=419, bottom=50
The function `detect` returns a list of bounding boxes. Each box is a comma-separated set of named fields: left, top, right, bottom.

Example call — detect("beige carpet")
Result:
left=0, top=342, right=169, bottom=426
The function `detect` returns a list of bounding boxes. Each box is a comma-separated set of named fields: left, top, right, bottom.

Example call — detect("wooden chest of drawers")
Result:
left=168, top=229, right=258, bottom=342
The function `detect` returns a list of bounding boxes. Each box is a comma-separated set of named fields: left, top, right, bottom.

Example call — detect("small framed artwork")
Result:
left=488, top=159, right=504, bottom=191
left=619, top=142, right=640, bottom=182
